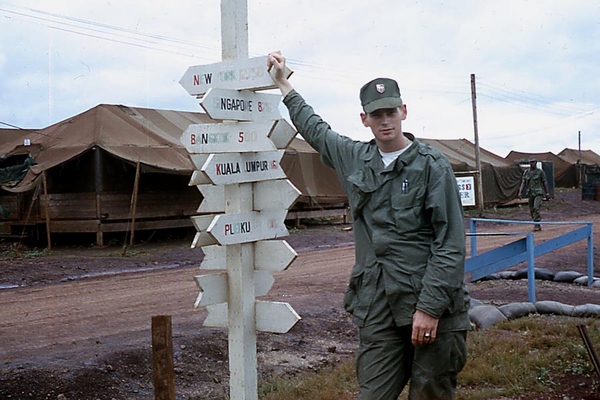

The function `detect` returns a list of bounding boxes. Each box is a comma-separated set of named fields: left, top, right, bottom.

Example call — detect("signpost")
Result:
left=178, top=2, right=299, bottom=398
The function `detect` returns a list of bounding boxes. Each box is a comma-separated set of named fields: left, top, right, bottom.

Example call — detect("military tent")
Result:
left=505, top=151, right=577, bottom=189
left=0, top=104, right=346, bottom=244
left=420, top=138, right=523, bottom=205
left=557, top=148, right=600, bottom=185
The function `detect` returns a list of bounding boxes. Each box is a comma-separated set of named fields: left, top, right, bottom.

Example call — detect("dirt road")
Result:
left=1, top=196, right=599, bottom=399
left=0, top=247, right=355, bottom=365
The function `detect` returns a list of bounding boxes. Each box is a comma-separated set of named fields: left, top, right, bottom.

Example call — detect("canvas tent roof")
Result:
left=420, top=138, right=514, bottom=170
left=0, top=104, right=347, bottom=207
left=0, top=104, right=215, bottom=192
left=557, top=148, right=600, bottom=166
left=505, top=150, right=578, bottom=188
left=419, top=137, right=522, bottom=204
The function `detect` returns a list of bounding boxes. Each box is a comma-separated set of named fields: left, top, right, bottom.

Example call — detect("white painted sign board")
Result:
left=194, top=271, right=274, bottom=308
left=207, top=210, right=288, bottom=246
left=200, top=88, right=282, bottom=121
left=196, top=179, right=300, bottom=213
left=199, top=150, right=286, bottom=185
left=269, top=119, right=297, bottom=150
left=180, top=55, right=293, bottom=96
left=181, top=121, right=277, bottom=153
left=200, top=240, right=297, bottom=272
left=204, top=301, right=301, bottom=333
left=456, top=176, right=476, bottom=207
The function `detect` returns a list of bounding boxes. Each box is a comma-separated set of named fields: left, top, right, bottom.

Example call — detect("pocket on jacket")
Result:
left=390, top=184, right=425, bottom=231
left=344, top=268, right=364, bottom=315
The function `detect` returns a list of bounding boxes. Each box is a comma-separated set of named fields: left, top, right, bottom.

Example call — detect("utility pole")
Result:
left=578, top=130, right=582, bottom=187
left=471, top=74, right=485, bottom=216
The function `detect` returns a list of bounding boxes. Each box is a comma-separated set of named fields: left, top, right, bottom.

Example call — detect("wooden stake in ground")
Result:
left=152, top=315, right=176, bottom=400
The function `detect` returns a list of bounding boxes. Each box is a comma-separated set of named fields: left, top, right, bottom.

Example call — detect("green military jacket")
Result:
left=522, top=168, right=547, bottom=197
left=284, top=91, right=471, bottom=332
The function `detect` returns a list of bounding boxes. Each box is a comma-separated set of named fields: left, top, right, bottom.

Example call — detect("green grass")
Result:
left=259, top=316, right=600, bottom=400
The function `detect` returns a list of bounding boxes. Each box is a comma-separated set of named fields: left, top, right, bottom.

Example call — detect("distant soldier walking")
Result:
left=518, top=159, right=550, bottom=231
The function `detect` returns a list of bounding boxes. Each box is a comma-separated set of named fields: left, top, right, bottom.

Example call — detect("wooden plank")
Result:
left=255, top=301, right=301, bottom=333
left=207, top=210, right=288, bottom=245
left=268, top=119, right=297, bottom=150
left=194, top=270, right=273, bottom=307
left=44, top=218, right=193, bottom=233
left=254, top=240, right=297, bottom=272
left=285, top=207, right=348, bottom=220
left=196, top=180, right=300, bottom=213
left=179, top=56, right=293, bottom=96
left=203, top=300, right=301, bottom=333
left=181, top=121, right=277, bottom=154
left=200, top=88, right=281, bottom=121
left=200, top=151, right=286, bottom=185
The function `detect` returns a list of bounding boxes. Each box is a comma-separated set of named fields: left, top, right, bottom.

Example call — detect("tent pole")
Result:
left=94, top=147, right=104, bottom=246
left=42, top=170, right=52, bottom=250
left=129, top=161, right=141, bottom=246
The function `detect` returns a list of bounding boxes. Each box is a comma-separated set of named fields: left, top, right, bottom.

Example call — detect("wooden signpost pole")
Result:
left=221, top=2, right=258, bottom=398
left=180, top=2, right=300, bottom=399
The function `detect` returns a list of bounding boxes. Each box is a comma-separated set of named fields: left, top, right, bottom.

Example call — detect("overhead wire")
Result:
left=1, top=2, right=598, bottom=145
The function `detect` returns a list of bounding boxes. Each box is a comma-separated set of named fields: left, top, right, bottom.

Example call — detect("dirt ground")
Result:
left=0, top=188, right=599, bottom=400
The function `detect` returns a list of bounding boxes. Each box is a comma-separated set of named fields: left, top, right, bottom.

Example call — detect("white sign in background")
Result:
left=456, top=176, right=476, bottom=207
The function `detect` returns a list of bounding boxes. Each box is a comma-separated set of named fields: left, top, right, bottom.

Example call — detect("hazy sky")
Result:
left=0, top=0, right=598, bottom=157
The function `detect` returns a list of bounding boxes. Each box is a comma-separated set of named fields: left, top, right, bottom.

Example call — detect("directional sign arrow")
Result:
left=254, top=180, right=301, bottom=210
left=194, top=272, right=227, bottom=307
left=256, top=301, right=301, bottom=333
left=196, top=184, right=225, bottom=214
left=200, top=245, right=226, bottom=270
left=200, top=151, right=286, bottom=185
left=269, top=119, right=297, bottom=150
left=189, top=154, right=211, bottom=170
left=254, top=240, right=297, bottom=272
left=196, top=179, right=300, bottom=213
left=194, top=271, right=274, bottom=308
left=190, top=215, right=219, bottom=248
left=180, top=55, right=293, bottom=97
left=200, top=88, right=282, bottom=121
left=203, top=301, right=301, bottom=333
left=200, top=240, right=296, bottom=272
left=181, top=121, right=277, bottom=154
left=207, top=210, right=288, bottom=246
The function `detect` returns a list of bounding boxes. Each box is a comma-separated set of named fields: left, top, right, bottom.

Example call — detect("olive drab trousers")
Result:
left=356, top=272, right=468, bottom=400
left=529, top=194, right=543, bottom=223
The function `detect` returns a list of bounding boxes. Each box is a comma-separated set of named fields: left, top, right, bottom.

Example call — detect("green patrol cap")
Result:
left=360, top=78, right=403, bottom=113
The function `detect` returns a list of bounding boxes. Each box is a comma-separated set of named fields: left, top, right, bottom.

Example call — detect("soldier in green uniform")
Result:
left=518, top=159, right=550, bottom=231
left=268, top=51, right=470, bottom=400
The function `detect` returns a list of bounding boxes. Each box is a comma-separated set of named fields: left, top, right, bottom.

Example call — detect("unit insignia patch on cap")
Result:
left=376, top=84, right=385, bottom=93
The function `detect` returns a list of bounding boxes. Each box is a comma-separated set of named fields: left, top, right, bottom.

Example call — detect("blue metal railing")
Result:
left=465, top=218, right=594, bottom=302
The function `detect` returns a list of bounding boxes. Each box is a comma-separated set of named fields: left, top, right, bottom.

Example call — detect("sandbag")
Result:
left=497, top=270, right=516, bottom=280
left=498, top=302, right=537, bottom=319
left=469, top=305, right=507, bottom=329
left=469, top=298, right=484, bottom=308
left=512, top=267, right=555, bottom=281
left=572, top=304, right=600, bottom=318
left=535, top=301, right=574, bottom=316
left=553, top=270, right=584, bottom=283
left=574, top=276, right=592, bottom=286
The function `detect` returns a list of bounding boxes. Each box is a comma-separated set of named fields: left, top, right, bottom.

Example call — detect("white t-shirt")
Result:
left=379, top=140, right=412, bottom=167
